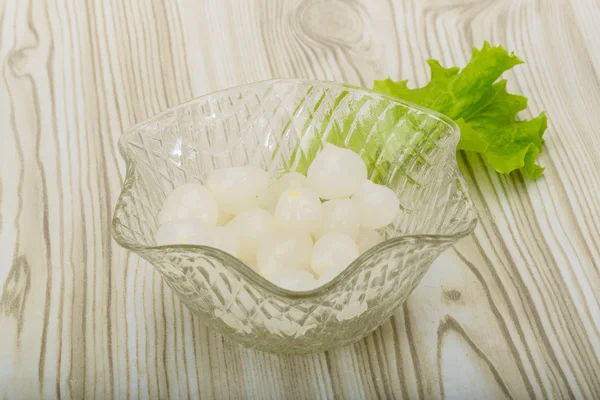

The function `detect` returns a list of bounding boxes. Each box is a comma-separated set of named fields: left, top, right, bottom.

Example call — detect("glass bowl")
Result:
left=112, top=79, right=477, bottom=354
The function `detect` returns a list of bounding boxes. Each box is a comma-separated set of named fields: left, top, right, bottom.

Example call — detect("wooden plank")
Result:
left=1, top=0, right=599, bottom=398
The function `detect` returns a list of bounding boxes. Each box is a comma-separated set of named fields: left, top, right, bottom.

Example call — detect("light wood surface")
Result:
left=1, top=0, right=599, bottom=398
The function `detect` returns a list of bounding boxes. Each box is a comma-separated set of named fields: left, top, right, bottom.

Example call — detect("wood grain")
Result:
left=1, top=0, right=599, bottom=398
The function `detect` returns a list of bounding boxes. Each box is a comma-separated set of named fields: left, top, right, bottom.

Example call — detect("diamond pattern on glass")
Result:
left=112, top=80, right=477, bottom=353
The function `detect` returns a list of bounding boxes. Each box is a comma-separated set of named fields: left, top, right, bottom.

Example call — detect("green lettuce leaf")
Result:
left=374, top=41, right=547, bottom=178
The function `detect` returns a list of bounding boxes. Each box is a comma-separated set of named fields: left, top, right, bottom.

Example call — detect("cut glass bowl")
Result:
left=112, top=79, right=477, bottom=354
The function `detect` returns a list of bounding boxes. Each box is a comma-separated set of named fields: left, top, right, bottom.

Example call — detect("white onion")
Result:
left=155, top=220, right=213, bottom=246
left=207, top=166, right=268, bottom=215
left=210, top=227, right=241, bottom=257
left=352, top=180, right=399, bottom=229
left=264, top=268, right=319, bottom=291
left=256, top=231, right=313, bottom=273
left=356, top=228, right=384, bottom=253
left=316, top=199, right=361, bottom=240
left=306, top=143, right=367, bottom=199
left=318, top=267, right=343, bottom=286
left=262, top=172, right=307, bottom=212
left=227, top=208, right=276, bottom=262
left=274, top=187, right=322, bottom=234
left=158, top=184, right=218, bottom=226
left=310, top=232, right=359, bottom=277
left=217, top=210, right=234, bottom=226
left=155, top=220, right=240, bottom=257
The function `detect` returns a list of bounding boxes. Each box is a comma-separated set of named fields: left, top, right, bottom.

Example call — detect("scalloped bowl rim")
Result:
left=111, top=78, right=478, bottom=299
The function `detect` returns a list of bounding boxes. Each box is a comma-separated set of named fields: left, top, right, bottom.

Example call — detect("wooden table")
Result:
left=1, top=0, right=599, bottom=398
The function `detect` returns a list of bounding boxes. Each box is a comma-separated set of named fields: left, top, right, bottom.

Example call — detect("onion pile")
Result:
left=155, top=144, right=399, bottom=291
